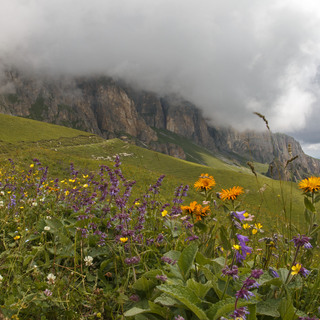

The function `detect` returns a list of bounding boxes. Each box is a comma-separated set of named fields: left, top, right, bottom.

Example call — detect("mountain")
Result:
left=1, top=70, right=319, bottom=180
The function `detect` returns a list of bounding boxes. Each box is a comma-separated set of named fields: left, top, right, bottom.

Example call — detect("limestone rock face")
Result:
left=1, top=70, right=320, bottom=180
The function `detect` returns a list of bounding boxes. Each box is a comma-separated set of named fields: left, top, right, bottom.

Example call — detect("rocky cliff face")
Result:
left=1, top=70, right=319, bottom=180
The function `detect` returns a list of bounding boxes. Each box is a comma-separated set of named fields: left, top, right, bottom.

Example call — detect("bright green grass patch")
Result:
left=0, top=113, right=92, bottom=144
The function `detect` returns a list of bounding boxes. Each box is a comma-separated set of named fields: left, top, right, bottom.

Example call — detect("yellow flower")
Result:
left=65, top=190, right=70, bottom=196
left=14, top=235, right=21, bottom=240
left=291, top=263, right=302, bottom=275
left=220, top=186, right=244, bottom=201
left=299, top=176, right=320, bottom=193
left=255, top=223, right=263, bottom=229
left=96, top=313, right=102, bottom=318
left=119, top=237, right=128, bottom=243
left=242, top=223, right=251, bottom=229
left=69, top=179, right=75, bottom=183
left=83, top=184, right=88, bottom=188
left=233, top=244, right=240, bottom=250
left=134, top=202, right=140, bottom=206
left=252, top=229, right=258, bottom=235
left=29, top=164, right=34, bottom=168
left=161, top=210, right=168, bottom=217
left=243, top=212, right=249, bottom=218
left=194, top=174, right=216, bottom=191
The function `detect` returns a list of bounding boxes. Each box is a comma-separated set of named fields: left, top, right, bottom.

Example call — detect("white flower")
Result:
left=47, top=273, right=56, bottom=284
left=84, top=256, right=93, bottom=267
left=46, top=216, right=52, bottom=220
left=0, top=200, right=4, bottom=207
left=0, top=274, right=3, bottom=282
left=32, top=202, right=38, bottom=207
left=44, top=226, right=51, bottom=231
left=0, top=191, right=4, bottom=196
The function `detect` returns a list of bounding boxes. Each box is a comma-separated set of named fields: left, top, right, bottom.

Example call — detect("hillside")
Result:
left=0, top=113, right=309, bottom=231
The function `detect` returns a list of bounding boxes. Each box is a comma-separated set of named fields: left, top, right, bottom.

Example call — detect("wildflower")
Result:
left=119, top=237, right=128, bottom=243
left=134, top=202, right=140, bottom=206
left=32, top=202, right=38, bottom=207
left=175, top=316, right=185, bottom=320
left=0, top=274, right=3, bottom=283
left=47, top=273, right=56, bottom=284
left=252, top=224, right=262, bottom=234
left=268, top=267, right=280, bottom=278
left=124, top=256, right=140, bottom=265
left=0, top=200, right=3, bottom=207
left=242, top=223, right=251, bottom=229
left=156, top=274, right=168, bottom=282
left=96, top=313, right=102, bottom=318
left=194, top=173, right=216, bottom=191
left=161, top=256, right=177, bottom=265
left=65, top=190, right=70, bottom=196
left=292, top=235, right=312, bottom=249
left=161, top=210, right=168, bottom=217
left=14, top=235, right=20, bottom=240
left=181, top=201, right=210, bottom=221
left=299, top=176, right=320, bottom=193
left=220, top=186, right=244, bottom=201
left=232, top=210, right=246, bottom=221
left=83, top=184, right=88, bottom=188
left=250, top=269, right=263, bottom=279
left=243, top=213, right=255, bottom=221
left=233, top=244, right=241, bottom=250
left=30, top=164, right=34, bottom=168
left=236, top=287, right=255, bottom=300
left=230, top=307, right=249, bottom=319
left=222, top=265, right=239, bottom=280
left=84, top=256, right=93, bottom=267
left=129, top=294, right=140, bottom=302
left=44, top=226, right=50, bottom=231
left=235, top=234, right=252, bottom=263
left=43, top=289, right=52, bottom=296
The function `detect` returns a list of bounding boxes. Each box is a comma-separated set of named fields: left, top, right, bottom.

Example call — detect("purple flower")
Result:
left=251, top=269, right=263, bottom=279
left=235, top=287, right=255, bottom=300
left=43, top=289, right=52, bottom=297
left=174, top=316, right=185, bottom=320
left=161, top=256, right=177, bottom=265
left=235, top=234, right=252, bottom=263
left=300, top=266, right=310, bottom=278
left=156, top=274, right=168, bottom=282
left=232, top=210, right=246, bottom=221
left=230, top=307, right=249, bottom=319
left=269, top=267, right=280, bottom=278
left=124, top=256, right=140, bottom=265
left=292, top=235, right=312, bottom=249
left=222, top=265, right=239, bottom=280
left=129, top=294, right=140, bottom=302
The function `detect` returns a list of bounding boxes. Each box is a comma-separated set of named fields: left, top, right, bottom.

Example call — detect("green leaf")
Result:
left=279, top=296, right=295, bottom=320
left=124, top=307, right=150, bottom=317
left=157, top=284, right=209, bottom=320
left=186, top=279, right=212, bottom=299
left=247, top=304, right=257, bottom=320
left=178, top=242, right=198, bottom=280
left=148, top=301, right=172, bottom=319
left=196, top=251, right=212, bottom=266
left=206, top=297, right=236, bottom=319
left=256, top=299, right=281, bottom=317
left=304, top=197, right=316, bottom=213
left=154, top=293, right=180, bottom=307
left=220, top=226, right=231, bottom=251
left=133, top=277, right=157, bottom=293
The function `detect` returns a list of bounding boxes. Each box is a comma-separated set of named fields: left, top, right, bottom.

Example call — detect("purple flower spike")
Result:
left=251, top=269, right=263, bottom=279
left=222, top=265, right=239, bottom=280
left=235, top=287, right=255, bottom=300
left=230, top=306, right=249, bottom=319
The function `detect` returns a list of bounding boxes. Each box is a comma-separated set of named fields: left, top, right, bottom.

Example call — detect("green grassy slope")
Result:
left=0, top=113, right=308, bottom=231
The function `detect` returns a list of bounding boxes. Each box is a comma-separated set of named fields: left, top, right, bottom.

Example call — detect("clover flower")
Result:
left=47, top=273, right=56, bottom=284
left=84, top=256, right=93, bottom=267
left=44, top=289, right=52, bottom=297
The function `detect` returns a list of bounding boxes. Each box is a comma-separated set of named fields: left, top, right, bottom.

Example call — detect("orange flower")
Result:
left=220, top=186, right=244, bottom=201
left=181, top=201, right=210, bottom=221
left=298, top=176, right=320, bottom=193
left=194, top=174, right=216, bottom=191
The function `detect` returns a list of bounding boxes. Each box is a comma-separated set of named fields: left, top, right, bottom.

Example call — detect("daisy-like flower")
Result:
left=47, top=273, right=56, bottom=284
left=181, top=201, right=210, bottom=221
left=299, top=176, right=320, bottom=193
left=194, top=174, right=216, bottom=191
left=220, top=186, right=244, bottom=201
left=84, top=256, right=93, bottom=266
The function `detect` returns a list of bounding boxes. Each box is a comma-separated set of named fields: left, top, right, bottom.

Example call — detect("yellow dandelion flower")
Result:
left=69, top=179, right=75, bottom=183
left=119, top=237, right=128, bottom=243
left=220, top=186, right=244, bottom=201
left=83, top=184, right=88, bottom=188
left=299, top=176, right=320, bottom=193
left=134, top=202, right=140, bottom=206
left=14, top=235, right=21, bottom=240
left=233, top=244, right=240, bottom=250
left=252, top=229, right=258, bottom=235
left=161, top=210, right=168, bottom=217
left=291, top=263, right=302, bottom=275
left=29, top=164, right=34, bottom=168
left=194, top=174, right=216, bottom=191
left=243, top=212, right=249, bottom=218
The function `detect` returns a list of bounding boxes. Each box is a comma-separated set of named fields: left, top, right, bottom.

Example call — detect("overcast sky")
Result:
left=1, top=0, right=320, bottom=157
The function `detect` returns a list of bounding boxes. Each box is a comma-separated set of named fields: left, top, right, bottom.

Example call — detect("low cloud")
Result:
left=1, top=0, right=320, bottom=156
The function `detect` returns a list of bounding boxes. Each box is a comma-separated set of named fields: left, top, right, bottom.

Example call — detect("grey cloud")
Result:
left=1, top=0, right=320, bottom=155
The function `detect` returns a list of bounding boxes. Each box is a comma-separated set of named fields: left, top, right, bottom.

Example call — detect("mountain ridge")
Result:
left=1, top=70, right=319, bottom=180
